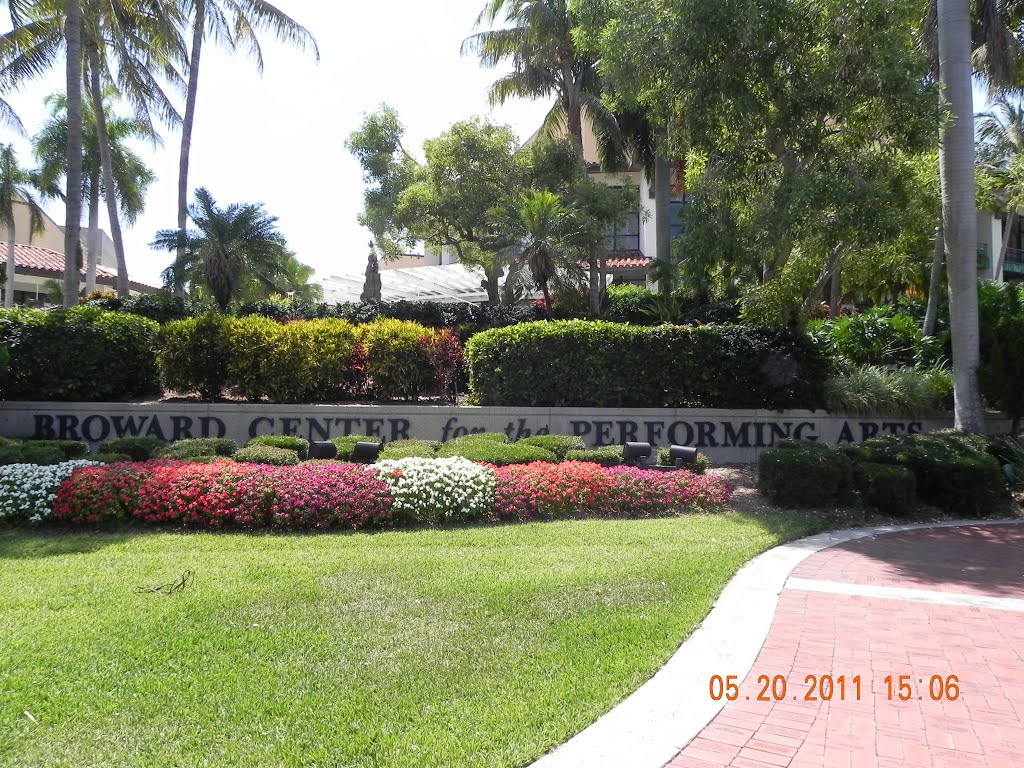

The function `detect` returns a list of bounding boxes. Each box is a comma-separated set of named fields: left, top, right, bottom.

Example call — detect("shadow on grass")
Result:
left=0, top=527, right=147, bottom=560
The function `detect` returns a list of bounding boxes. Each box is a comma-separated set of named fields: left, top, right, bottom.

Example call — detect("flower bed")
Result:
left=42, top=459, right=732, bottom=530
left=0, top=460, right=101, bottom=524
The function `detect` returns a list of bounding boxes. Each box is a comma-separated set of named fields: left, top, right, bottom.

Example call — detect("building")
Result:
left=1, top=200, right=156, bottom=305
left=978, top=211, right=1024, bottom=283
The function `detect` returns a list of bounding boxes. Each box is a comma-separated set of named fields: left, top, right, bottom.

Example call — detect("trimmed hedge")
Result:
left=158, top=438, right=238, bottom=460
left=435, top=439, right=556, bottom=466
left=331, top=435, right=380, bottom=461
left=758, top=446, right=854, bottom=508
left=248, top=435, right=309, bottom=460
left=0, top=307, right=160, bottom=401
left=157, top=314, right=233, bottom=401
left=234, top=445, right=301, bottom=466
left=99, top=436, right=166, bottom=461
left=564, top=446, right=624, bottom=467
left=466, top=321, right=831, bottom=408
left=517, top=434, right=586, bottom=460
left=854, top=462, right=916, bottom=517
left=379, top=439, right=440, bottom=461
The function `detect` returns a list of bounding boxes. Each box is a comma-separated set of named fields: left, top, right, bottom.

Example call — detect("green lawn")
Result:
left=0, top=514, right=820, bottom=768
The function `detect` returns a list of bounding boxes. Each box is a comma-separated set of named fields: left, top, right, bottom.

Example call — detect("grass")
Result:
left=0, top=513, right=821, bottom=768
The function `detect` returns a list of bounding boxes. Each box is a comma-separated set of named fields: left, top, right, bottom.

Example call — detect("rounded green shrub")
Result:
left=88, top=453, right=133, bottom=464
left=159, top=438, right=237, bottom=460
left=656, top=447, right=712, bottom=474
left=357, top=318, right=433, bottom=400
left=234, top=444, right=300, bottom=466
left=517, top=434, right=585, bottom=460
left=248, top=435, right=309, bottom=460
left=465, top=320, right=830, bottom=409
left=99, top=436, right=166, bottom=461
left=758, top=446, right=854, bottom=508
left=0, top=443, right=65, bottom=466
left=157, top=313, right=233, bottom=400
left=854, top=462, right=916, bottom=516
left=331, top=435, right=380, bottom=461
left=378, top=439, right=440, bottom=461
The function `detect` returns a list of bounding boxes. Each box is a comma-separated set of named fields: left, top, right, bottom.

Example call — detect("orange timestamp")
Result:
left=709, top=674, right=960, bottom=702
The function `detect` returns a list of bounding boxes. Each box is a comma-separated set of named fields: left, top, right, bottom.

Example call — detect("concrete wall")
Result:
left=0, top=402, right=1010, bottom=464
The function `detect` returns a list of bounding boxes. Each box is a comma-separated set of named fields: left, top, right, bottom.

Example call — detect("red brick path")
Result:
left=667, top=525, right=1024, bottom=768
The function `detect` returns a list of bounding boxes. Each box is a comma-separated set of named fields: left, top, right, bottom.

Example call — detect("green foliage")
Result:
left=247, top=435, right=310, bottom=460
left=517, top=434, right=586, bottom=460
left=0, top=442, right=65, bottom=466
left=811, top=311, right=925, bottom=367
left=604, top=284, right=653, bottom=323
left=330, top=435, right=380, bottom=461
left=0, top=307, right=160, bottom=401
left=87, top=453, right=133, bottom=464
left=978, top=282, right=1024, bottom=429
left=758, top=447, right=854, bottom=508
left=157, top=314, right=233, bottom=400
left=988, top=436, right=1024, bottom=485
left=358, top=318, right=433, bottom=400
left=853, top=462, right=916, bottom=517
left=466, top=320, right=832, bottom=408
left=656, top=448, right=712, bottom=474
left=823, top=366, right=953, bottom=417
left=158, top=438, right=237, bottom=460
left=99, top=436, right=166, bottom=462
left=853, top=432, right=1008, bottom=517
left=436, top=438, right=556, bottom=466
left=234, top=444, right=301, bottom=466
left=378, top=439, right=440, bottom=461
left=32, top=440, right=90, bottom=459
left=564, top=446, right=624, bottom=466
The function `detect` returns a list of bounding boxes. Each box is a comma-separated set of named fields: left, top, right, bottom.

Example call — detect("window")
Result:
left=603, top=209, right=640, bottom=252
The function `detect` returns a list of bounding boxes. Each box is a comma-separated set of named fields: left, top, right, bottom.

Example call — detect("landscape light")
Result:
left=352, top=441, right=383, bottom=463
left=669, top=445, right=700, bottom=468
left=308, top=440, right=338, bottom=460
left=622, top=441, right=652, bottom=466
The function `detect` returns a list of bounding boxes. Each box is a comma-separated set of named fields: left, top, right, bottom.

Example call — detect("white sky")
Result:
left=1, top=0, right=552, bottom=287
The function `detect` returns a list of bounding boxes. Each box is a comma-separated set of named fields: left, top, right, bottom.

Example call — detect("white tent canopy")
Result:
left=319, top=263, right=506, bottom=305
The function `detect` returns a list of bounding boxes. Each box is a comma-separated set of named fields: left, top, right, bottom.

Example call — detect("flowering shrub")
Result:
left=374, top=457, right=495, bottom=524
left=0, top=460, right=100, bottom=524
left=605, top=466, right=732, bottom=516
left=262, top=462, right=394, bottom=529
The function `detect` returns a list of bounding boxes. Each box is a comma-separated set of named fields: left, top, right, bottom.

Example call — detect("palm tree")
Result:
left=930, top=0, right=1021, bottom=432
left=154, top=187, right=292, bottom=312
left=175, top=0, right=318, bottom=279
left=64, top=0, right=83, bottom=308
left=33, top=92, right=157, bottom=294
left=516, top=189, right=580, bottom=312
left=462, top=0, right=614, bottom=150
left=0, top=144, right=50, bottom=307
left=976, top=93, right=1024, bottom=276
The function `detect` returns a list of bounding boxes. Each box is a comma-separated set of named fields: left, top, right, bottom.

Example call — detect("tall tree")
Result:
left=515, top=189, right=580, bottom=311
left=63, top=0, right=82, bottom=307
left=0, top=144, right=49, bottom=307
left=34, top=91, right=157, bottom=294
left=154, top=187, right=292, bottom=312
left=462, top=0, right=614, bottom=151
left=976, top=93, right=1024, bottom=276
left=176, top=0, right=318, bottom=278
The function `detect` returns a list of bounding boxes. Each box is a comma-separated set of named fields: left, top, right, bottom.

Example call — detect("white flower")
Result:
left=373, top=457, right=496, bottom=522
left=0, top=460, right=101, bottom=522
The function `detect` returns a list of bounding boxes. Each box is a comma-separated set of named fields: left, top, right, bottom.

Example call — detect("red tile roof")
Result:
left=0, top=242, right=158, bottom=292
left=605, top=251, right=653, bottom=270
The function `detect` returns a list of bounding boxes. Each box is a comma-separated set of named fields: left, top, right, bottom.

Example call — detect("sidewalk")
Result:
left=667, top=524, right=1024, bottom=768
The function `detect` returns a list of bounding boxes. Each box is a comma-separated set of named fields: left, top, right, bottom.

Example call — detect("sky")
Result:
left=1, top=0, right=553, bottom=287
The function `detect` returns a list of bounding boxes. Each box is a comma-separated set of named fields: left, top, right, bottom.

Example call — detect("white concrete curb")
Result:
left=527, top=519, right=1024, bottom=768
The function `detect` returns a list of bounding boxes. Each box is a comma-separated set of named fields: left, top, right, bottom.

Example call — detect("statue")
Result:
left=360, top=241, right=382, bottom=303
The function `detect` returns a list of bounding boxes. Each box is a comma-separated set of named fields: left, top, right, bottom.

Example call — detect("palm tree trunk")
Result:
left=995, top=208, right=1014, bottom=280
left=654, top=153, right=671, bottom=293
left=588, top=254, right=600, bottom=315
left=86, top=175, right=99, bottom=295
left=5, top=226, right=15, bottom=308
left=938, top=0, right=985, bottom=433
left=177, top=0, right=205, bottom=294
left=63, top=0, right=84, bottom=308
left=924, top=225, right=944, bottom=336
left=88, top=46, right=130, bottom=298
left=829, top=265, right=841, bottom=318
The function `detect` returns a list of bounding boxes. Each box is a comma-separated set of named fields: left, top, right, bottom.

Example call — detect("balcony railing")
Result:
left=1004, top=248, right=1024, bottom=277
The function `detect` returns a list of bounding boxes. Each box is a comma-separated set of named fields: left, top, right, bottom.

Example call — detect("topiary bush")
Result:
left=656, top=447, right=712, bottom=474
left=0, top=442, right=65, bottom=466
left=0, top=307, right=160, bottom=401
left=853, top=462, right=916, bottom=517
left=157, top=313, right=233, bottom=400
left=26, top=440, right=90, bottom=459
left=158, top=438, right=237, bottom=460
left=331, top=435, right=380, bottom=461
left=854, top=432, right=1007, bottom=517
left=248, top=435, right=309, bottom=460
left=378, top=439, right=440, bottom=461
left=99, top=436, right=166, bottom=461
left=435, top=439, right=556, bottom=466
left=517, top=434, right=586, bottom=460
left=465, top=320, right=831, bottom=408
left=87, top=452, right=133, bottom=464
left=563, top=446, right=624, bottom=466
left=758, top=446, right=854, bottom=508
left=234, top=444, right=301, bottom=466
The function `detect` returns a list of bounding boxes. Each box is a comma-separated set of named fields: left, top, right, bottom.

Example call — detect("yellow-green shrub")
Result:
left=357, top=319, right=433, bottom=400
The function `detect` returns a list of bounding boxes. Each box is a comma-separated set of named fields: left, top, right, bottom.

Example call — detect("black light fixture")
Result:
left=669, top=444, right=700, bottom=468
left=308, top=440, right=338, bottom=460
left=352, top=441, right=383, bottom=463
left=622, top=441, right=652, bottom=466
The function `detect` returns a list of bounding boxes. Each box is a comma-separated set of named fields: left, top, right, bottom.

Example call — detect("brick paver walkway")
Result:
left=667, top=524, right=1024, bottom=768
